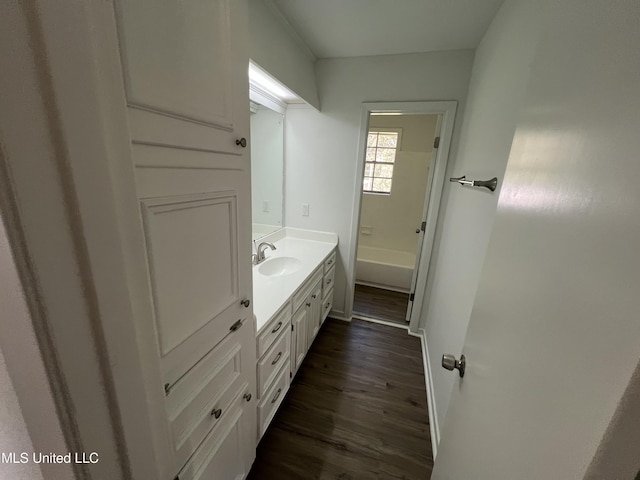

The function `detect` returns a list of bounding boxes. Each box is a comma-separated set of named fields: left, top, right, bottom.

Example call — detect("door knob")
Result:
left=442, top=353, right=466, bottom=377
left=415, top=229, right=420, bottom=234
left=235, top=137, right=247, bottom=148
left=241, top=298, right=250, bottom=308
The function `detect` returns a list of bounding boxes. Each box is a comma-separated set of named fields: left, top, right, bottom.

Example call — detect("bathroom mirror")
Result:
left=249, top=61, right=305, bottom=240
left=250, top=100, right=284, bottom=240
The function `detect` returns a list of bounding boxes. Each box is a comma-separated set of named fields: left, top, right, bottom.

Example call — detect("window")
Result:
left=364, top=130, right=399, bottom=194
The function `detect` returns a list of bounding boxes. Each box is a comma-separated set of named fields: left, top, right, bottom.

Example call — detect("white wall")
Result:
left=0, top=348, right=43, bottom=480
left=358, top=115, right=436, bottom=255
left=285, top=50, right=475, bottom=317
left=250, top=107, right=284, bottom=231
left=248, top=0, right=319, bottom=108
left=0, top=213, right=72, bottom=480
left=585, top=361, right=640, bottom=479
left=420, top=0, right=543, bottom=436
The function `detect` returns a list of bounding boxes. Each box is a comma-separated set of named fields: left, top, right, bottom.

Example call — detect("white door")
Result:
left=406, top=116, right=442, bottom=321
left=433, top=2, right=640, bottom=479
left=114, top=0, right=256, bottom=478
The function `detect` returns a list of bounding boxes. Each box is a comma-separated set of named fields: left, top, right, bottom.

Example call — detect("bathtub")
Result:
left=355, top=246, right=416, bottom=292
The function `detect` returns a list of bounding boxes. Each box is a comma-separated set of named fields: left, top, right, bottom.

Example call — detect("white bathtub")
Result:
left=355, top=246, right=415, bottom=292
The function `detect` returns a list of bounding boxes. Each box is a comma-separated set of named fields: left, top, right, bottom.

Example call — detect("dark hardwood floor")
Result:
left=248, top=318, right=433, bottom=480
left=353, top=284, right=410, bottom=326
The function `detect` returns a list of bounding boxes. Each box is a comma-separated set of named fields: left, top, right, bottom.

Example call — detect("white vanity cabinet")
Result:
left=288, top=253, right=335, bottom=377
left=253, top=232, right=337, bottom=441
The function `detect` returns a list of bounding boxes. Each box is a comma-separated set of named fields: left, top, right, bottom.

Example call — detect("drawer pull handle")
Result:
left=235, top=137, right=247, bottom=148
left=271, top=321, right=283, bottom=334
left=271, top=388, right=282, bottom=404
left=326, top=278, right=332, bottom=285
left=241, top=298, right=250, bottom=308
left=243, top=392, right=252, bottom=402
left=211, top=408, right=222, bottom=419
left=325, top=302, right=331, bottom=308
left=306, top=302, right=311, bottom=307
left=229, top=319, right=243, bottom=332
left=327, top=259, right=333, bottom=265
left=271, top=352, right=282, bottom=365
left=311, top=294, right=317, bottom=299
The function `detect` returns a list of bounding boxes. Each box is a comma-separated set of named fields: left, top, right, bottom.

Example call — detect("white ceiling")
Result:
left=271, top=0, right=505, bottom=59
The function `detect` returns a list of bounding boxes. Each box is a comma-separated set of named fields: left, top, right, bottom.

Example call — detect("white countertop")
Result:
left=253, top=228, right=338, bottom=334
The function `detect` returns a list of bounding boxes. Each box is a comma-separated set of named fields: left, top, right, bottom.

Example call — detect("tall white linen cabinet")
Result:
left=111, top=0, right=256, bottom=478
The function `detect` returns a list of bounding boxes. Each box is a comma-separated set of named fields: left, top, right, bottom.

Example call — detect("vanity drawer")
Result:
left=175, top=384, right=248, bottom=480
left=324, top=251, right=336, bottom=272
left=322, top=287, right=334, bottom=323
left=292, top=267, right=323, bottom=312
left=323, top=265, right=335, bottom=294
left=257, top=328, right=291, bottom=397
left=257, top=302, right=291, bottom=358
left=164, top=326, right=248, bottom=468
left=258, top=363, right=290, bottom=438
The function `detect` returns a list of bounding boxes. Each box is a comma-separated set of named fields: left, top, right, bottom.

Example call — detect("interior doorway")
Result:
left=346, top=101, right=457, bottom=332
left=352, top=113, right=440, bottom=327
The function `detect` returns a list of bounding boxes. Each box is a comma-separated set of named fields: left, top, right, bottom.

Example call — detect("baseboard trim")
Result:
left=355, top=280, right=410, bottom=294
left=415, top=328, right=439, bottom=459
left=328, top=311, right=351, bottom=322
left=352, top=314, right=408, bottom=330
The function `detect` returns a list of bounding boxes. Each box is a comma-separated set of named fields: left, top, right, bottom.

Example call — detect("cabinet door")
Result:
left=307, top=280, right=323, bottom=345
left=113, top=0, right=255, bottom=477
left=291, top=306, right=307, bottom=378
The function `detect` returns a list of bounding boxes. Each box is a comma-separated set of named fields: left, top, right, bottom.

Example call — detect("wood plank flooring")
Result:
left=248, top=318, right=433, bottom=480
left=353, top=284, right=410, bottom=326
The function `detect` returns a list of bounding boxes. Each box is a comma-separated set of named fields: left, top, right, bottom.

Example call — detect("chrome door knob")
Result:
left=442, top=353, right=466, bottom=377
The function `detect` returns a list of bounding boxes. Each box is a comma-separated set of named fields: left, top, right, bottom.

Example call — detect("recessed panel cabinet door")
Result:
left=308, top=281, right=322, bottom=344
left=291, top=306, right=308, bottom=378
left=114, top=0, right=255, bottom=478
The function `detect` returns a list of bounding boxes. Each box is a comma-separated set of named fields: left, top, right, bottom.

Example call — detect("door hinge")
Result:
left=409, top=293, right=415, bottom=302
left=433, top=136, right=440, bottom=148
left=421, top=221, right=426, bottom=232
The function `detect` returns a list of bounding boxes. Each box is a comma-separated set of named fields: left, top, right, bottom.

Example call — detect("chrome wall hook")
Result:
left=449, top=175, right=498, bottom=192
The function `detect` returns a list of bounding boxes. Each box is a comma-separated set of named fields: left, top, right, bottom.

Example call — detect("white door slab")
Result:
left=433, top=2, right=640, bottom=479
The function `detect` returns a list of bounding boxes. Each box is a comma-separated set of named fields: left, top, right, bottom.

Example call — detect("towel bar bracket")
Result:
left=449, top=175, right=498, bottom=192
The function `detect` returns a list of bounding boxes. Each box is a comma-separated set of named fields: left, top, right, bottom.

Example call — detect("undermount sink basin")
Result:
left=258, top=256, right=302, bottom=277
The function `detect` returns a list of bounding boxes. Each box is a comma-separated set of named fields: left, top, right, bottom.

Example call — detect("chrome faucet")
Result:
left=253, top=241, right=276, bottom=264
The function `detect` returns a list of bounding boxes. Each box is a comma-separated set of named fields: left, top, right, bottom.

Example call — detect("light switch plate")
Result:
left=302, top=203, right=309, bottom=216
